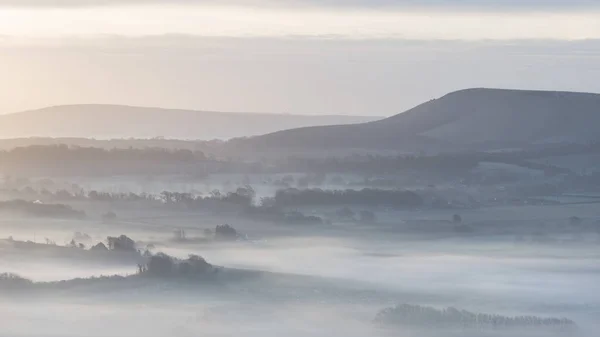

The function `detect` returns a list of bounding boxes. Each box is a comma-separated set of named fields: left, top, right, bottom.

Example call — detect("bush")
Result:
left=179, top=254, right=212, bottom=275
left=107, top=235, right=136, bottom=252
left=144, top=253, right=213, bottom=278
left=90, top=242, right=109, bottom=251
left=146, top=253, right=175, bottom=276
left=215, top=224, right=238, bottom=241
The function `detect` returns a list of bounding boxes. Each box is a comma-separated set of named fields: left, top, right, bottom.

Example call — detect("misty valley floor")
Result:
left=1, top=202, right=599, bottom=337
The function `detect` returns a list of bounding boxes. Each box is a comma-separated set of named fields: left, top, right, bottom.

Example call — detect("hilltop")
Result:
left=0, top=105, right=381, bottom=140
left=240, top=88, right=600, bottom=152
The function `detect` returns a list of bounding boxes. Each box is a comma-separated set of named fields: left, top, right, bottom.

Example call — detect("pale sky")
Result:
left=1, top=1, right=599, bottom=115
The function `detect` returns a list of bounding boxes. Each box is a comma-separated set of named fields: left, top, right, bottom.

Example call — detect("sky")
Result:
left=1, top=0, right=600, bottom=115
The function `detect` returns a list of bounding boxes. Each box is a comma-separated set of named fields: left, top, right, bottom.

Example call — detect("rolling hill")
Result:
left=0, top=105, right=381, bottom=140
left=241, top=88, right=600, bottom=152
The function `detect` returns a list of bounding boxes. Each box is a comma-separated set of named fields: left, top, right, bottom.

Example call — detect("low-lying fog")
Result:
left=1, top=172, right=599, bottom=337
left=1, top=212, right=599, bottom=337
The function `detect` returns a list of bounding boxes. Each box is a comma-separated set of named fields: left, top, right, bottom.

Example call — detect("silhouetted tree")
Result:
left=90, top=242, right=109, bottom=251
left=146, top=253, right=175, bottom=276
left=107, top=235, right=136, bottom=252
left=215, top=224, right=238, bottom=241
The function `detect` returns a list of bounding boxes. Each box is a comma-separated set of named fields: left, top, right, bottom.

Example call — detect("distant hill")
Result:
left=241, top=88, right=600, bottom=152
left=0, top=105, right=382, bottom=140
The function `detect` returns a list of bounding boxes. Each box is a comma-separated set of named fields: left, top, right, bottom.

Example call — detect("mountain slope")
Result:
left=0, top=105, right=382, bottom=140
left=242, top=88, right=600, bottom=152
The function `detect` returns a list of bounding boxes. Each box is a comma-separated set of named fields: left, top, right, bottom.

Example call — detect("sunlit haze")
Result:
left=1, top=6, right=600, bottom=40
left=2, top=2, right=600, bottom=337
left=1, top=2, right=600, bottom=114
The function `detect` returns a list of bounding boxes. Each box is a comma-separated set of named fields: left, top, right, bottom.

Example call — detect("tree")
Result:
left=215, top=224, right=238, bottom=241
left=161, top=191, right=175, bottom=204
left=146, top=253, right=175, bottom=276
left=186, top=254, right=211, bottom=273
left=223, top=185, right=255, bottom=206
left=107, top=235, right=136, bottom=252
left=91, top=242, right=109, bottom=251
left=209, top=190, right=222, bottom=199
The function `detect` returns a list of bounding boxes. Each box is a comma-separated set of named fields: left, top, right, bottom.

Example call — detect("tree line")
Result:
left=375, top=304, right=576, bottom=330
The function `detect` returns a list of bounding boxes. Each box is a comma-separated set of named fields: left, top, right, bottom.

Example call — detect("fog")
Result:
left=1, top=180, right=598, bottom=336
left=2, top=2, right=600, bottom=334
left=3, top=38, right=600, bottom=116
left=4, top=5, right=600, bottom=41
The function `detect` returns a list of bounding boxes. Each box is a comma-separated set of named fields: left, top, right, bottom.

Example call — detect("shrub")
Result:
left=146, top=253, right=175, bottom=276
left=215, top=224, right=238, bottom=241
left=107, top=235, right=136, bottom=252
left=90, top=242, right=109, bottom=251
left=144, top=253, right=213, bottom=278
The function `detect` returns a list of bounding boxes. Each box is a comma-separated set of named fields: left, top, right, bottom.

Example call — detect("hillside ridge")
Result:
left=240, top=88, right=600, bottom=152
left=0, top=104, right=382, bottom=140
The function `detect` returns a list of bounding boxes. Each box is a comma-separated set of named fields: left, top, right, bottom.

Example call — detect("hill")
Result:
left=240, top=88, right=600, bottom=152
left=0, top=105, right=381, bottom=140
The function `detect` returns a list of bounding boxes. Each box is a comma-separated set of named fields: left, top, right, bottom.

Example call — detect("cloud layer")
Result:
left=0, top=0, right=599, bottom=10
left=1, top=37, right=600, bottom=115
left=2, top=5, right=600, bottom=40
